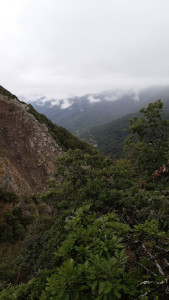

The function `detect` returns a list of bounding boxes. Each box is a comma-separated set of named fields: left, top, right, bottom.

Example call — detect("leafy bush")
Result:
left=41, top=206, right=129, bottom=299
left=124, top=100, right=169, bottom=175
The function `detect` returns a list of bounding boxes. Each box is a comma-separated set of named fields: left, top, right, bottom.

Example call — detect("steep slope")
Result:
left=0, top=85, right=95, bottom=271
left=0, top=89, right=63, bottom=196
left=0, top=86, right=92, bottom=196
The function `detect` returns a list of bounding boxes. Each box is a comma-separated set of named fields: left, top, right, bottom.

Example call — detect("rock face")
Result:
left=0, top=94, right=63, bottom=196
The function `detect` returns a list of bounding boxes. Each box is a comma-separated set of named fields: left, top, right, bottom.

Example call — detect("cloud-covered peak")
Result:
left=88, top=95, right=101, bottom=103
left=60, top=99, right=74, bottom=109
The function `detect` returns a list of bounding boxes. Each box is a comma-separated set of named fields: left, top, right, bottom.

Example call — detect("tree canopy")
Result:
left=124, top=99, right=169, bottom=175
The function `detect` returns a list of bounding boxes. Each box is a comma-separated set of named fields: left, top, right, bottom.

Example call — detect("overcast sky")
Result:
left=0, top=0, right=169, bottom=99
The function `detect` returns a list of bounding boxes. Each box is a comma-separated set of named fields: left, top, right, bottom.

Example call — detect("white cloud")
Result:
left=60, top=99, right=73, bottom=109
left=49, top=99, right=61, bottom=107
left=130, top=90, right=140, bottom=102
left=88, top=95, right=101, bottom=103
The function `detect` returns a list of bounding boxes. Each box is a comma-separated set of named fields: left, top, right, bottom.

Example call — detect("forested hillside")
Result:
left=0, top=99, right=169, bottom=299
left=80, top=97, right=169, bottom=159
left=79, top=113, right=133, bottom=159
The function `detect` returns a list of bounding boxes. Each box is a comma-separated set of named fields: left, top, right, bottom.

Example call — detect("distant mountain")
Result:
left=24, top=86, right=169, bottom=135
left=25, top=89, right=149, bottom=134
left=79, top=93, right=169, bottom=159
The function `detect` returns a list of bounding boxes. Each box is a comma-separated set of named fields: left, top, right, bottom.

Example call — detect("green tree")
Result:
left=40, top=206, right=129, bottom=300
left=124, top=100, right=169, bottom=175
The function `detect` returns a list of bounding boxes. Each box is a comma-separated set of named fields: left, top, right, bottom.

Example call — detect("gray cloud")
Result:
left=0, top=0, right=169, bottom=98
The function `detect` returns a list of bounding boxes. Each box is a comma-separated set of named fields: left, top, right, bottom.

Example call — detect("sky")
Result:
left=0, top=0, right=169, bottom=99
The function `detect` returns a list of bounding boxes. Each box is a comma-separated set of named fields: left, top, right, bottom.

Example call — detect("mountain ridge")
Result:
left=26, top=89, right=143, bottom=133
left=27, top=85, right=169, bottom=135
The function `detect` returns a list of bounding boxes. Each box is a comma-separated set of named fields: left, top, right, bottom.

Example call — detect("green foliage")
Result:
left=1, top=100, right=169, bottom=299
left=14, top=151, right=133, bottom=281
left=80, top=113, right=132, bottom=159
left=80, top=97, right=169, bottom=160
left=134, top=219, right=165, bottom=239
left=45, top=149, right=127, bottom=213
left=0, top=263, right=16, bottom=291
left=124, top=100, right=169, bottom=175
left=41, top=206, right=129, bottom=299
left=0, top=222, right=13, bottom=243
left=0, top=207, right=35, bottom=243
left=0, top=270, right=52, bottom=300
left=0, top=188, right=18, bottom=203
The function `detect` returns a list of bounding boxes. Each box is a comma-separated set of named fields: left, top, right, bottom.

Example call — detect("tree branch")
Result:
left=137, top=277, right=169, bottom=299
left=134, top=261, right=157, bottom=277
left=142, top=243, right=165, bottom=276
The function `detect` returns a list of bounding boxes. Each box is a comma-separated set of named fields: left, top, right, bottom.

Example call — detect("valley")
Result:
left=30, top=85, right=169, bottom=159
left=0, top=86, right=169, bottom=299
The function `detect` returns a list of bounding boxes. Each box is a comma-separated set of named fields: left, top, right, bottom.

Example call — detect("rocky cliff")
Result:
left=0, top=92, right=63, bottom=196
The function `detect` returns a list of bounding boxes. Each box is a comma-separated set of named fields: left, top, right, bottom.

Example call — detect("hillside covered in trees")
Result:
left=0, top=97, right=169, bottom=299
left=80, top=97, right=169, bottom=160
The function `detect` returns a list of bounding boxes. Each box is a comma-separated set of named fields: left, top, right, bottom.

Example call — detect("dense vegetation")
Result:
left=79, top=113, right=133, bottom=159
left=0, top=100, right=169, bottom=299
